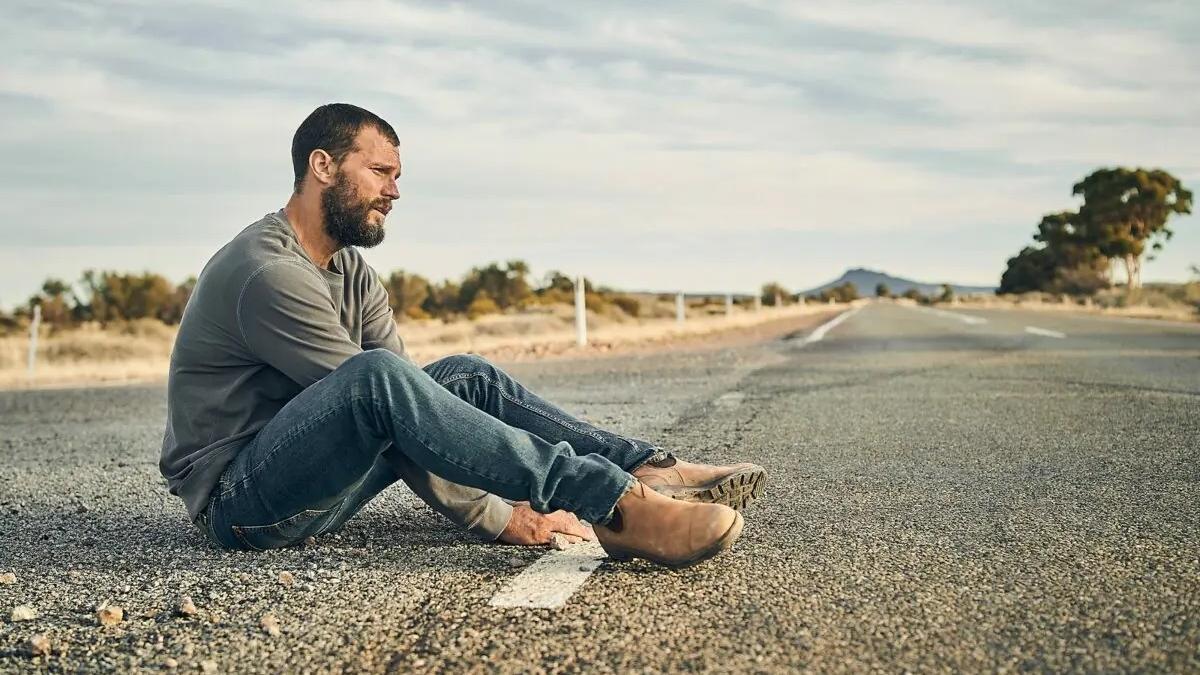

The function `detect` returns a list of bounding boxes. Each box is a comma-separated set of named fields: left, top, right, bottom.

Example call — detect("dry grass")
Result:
left=1, top=303, right=837, bottom=390
left=0, top=319, right=175, bottom=390
left=948, top=284, right=1200, bottom=323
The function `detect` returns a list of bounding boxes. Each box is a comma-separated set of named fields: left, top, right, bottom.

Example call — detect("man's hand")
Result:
left=497, top=502, right=596, bottom=546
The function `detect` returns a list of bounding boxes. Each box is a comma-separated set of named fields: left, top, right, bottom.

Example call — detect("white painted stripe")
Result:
left=714, top=391, right=745, bottom=408
left=915, top=305, right=988, bottom=325
left=800, top=306, right=862, bottom=345
left=1024, top=326, right=1067, bottom=339
left=488, top=542, right=607, bottom=609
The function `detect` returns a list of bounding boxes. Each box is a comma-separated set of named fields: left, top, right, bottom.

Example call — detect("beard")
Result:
left=321, top=170, right=387, bottom=249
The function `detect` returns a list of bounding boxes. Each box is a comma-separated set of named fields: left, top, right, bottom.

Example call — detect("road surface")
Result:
left=1, top=302, right=1197, bottom=672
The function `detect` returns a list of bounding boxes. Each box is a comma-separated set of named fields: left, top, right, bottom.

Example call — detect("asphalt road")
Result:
left=1, top=302, right=1198, bottom=673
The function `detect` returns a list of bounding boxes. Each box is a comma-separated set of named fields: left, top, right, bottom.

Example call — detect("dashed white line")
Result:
left=1024, top=326, right=1067, bottom=339
left=800, top=306, right=862, bottom=345
left=488, top=542, right=607, bottom=609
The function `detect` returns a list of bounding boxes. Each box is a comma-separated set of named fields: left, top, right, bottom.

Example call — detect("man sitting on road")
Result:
left=159, top=103, right=767, bottom=568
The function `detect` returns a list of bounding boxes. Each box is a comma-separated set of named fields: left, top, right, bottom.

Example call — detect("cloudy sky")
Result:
left=1, top=0, right=1197, bottom=309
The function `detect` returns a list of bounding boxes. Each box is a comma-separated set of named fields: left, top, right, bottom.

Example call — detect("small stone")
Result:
left=11, top=605, right=37, bottom=621
left=200, top=660, right=218, bottom=673
left=579, top=564, right=593, bottom=572
left=163, top=657, right=178, bottom=669
left=260, top=613, right=281, bottom=637
left=277, top=571, right=295, bottom=587
left=176, top=596, right=198, bottom=617
left=300, top=583, right=315, bottom=592
left=303, top=536, right=317, bottom=546
left=76, top=503, right=89, bottom=513
left=505, top=556, right=526, bottom=568
left=0, top=572, right=15, bottom=584
left=27, top=633, right=51, bottom=657
left=97, top=605, right=124, bottom=626
left=549, top=533, right=570, bottom=550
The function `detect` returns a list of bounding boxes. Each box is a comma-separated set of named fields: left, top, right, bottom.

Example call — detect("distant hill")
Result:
left=800, top=268, right=995, bottom=298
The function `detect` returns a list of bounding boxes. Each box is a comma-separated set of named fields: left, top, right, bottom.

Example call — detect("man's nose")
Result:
left=383, top=179, right=399, bottom=199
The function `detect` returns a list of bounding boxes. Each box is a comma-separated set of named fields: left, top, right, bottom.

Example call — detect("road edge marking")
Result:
left=800, top=306, right=862, bottom=345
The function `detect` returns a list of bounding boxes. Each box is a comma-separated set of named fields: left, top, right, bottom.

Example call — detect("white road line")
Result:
left=800, top=306, right=862, bottom=345
left=714, top=391, right=745, bottom=408
left=488, top=542, right=607, bottom=609
left=1024, top=326, right=1067, bottom=339
left=915, top=305, right=988, bottom=325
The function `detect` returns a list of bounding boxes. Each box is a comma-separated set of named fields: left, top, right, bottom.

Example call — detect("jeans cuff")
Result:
left=628, top=445, right=669, bottom=471
left=588, top=473, right=637, bottom=526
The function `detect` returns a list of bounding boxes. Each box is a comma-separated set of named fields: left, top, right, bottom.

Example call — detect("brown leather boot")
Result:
left=594, top=480, right=744, bottom=569
left=632, top=455, right=766, bottom=510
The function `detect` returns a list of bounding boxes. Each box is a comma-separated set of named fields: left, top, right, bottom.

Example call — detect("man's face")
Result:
left=321, top=126, right=401, bottom=249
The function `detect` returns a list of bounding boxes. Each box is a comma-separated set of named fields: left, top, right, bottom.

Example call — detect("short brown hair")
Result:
left=291, top=103, right=399, bottom=191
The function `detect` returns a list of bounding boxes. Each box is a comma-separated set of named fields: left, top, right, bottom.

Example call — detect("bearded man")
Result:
left=160, top=103, right=766, bottom=568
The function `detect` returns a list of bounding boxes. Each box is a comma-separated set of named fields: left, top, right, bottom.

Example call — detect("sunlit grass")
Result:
left=1, top=302, right=831, bottom=390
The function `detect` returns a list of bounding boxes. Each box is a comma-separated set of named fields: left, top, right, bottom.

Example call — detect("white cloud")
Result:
left=0, top=0, right=1196, bottom=308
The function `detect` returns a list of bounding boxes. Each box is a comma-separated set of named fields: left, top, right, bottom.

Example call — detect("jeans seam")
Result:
left=219, top=399, right=358, bottom=499
left=436, top=371, right=610, bottom=446
left=231, top=525, right=265, bottom=552
left=368, top=397, right=526, bottom=492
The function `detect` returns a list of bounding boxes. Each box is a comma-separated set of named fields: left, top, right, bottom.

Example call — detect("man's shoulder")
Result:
left=203, top=212, right=307, bottom=284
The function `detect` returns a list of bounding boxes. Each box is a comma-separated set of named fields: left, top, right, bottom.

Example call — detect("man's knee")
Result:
left=344, top=349, right=422, bottom=383
left=426, top=352, right=494, bottom=377
left=439, top=352, right=490, bottom=370
left=348, top=348, right=406, bottom=368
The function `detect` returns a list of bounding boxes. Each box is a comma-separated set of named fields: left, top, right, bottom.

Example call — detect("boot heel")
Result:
left=605, top=549, right=633, bottom=562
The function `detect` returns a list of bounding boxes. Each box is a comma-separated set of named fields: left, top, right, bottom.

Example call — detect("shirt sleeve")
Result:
left=359, top=267, right=416, bottom=364
left=236, top=260, right=361, bottom=388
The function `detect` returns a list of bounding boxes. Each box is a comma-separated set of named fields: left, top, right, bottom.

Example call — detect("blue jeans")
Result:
left=197, top=350, right=657, bottom=550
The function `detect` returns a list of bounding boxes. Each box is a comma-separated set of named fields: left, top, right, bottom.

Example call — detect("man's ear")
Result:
left=308, top=149, right=336, bottom=186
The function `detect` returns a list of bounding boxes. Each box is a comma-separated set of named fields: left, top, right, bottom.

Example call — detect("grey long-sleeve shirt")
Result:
left=159, top=209, right=512, bottom=539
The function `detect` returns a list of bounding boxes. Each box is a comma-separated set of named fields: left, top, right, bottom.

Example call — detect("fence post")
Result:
left=676, top=292, right=685, bottom=325
left=574, top=274, right=587, bottom=346
left=725, top=293, right=733, bottom=318
left=754, top=295, right=762, bottom=312
left=27, top=304, right=41, bottom=381
left=775, top=291, right=782, bottom=308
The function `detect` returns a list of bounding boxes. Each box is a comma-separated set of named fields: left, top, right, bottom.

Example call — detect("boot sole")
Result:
left=605, top=510, right=744, bottom=570
left=653, top=466, right=766, bottom=511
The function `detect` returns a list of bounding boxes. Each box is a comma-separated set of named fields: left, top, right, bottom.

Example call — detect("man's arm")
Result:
left=359, top=270, right=415, bottom=363
left=237, top=260, right=362, bottom=388
left=237, top=260, right=514, bottom=540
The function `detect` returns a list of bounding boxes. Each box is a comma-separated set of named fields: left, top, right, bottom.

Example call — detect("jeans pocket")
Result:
left=230, top=503, right=342, bottom=551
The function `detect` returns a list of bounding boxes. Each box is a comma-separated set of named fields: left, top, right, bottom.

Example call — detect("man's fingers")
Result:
left=547, top=511, right=596, bottom=541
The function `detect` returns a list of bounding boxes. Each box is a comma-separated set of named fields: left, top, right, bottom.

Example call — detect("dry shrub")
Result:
left=610, top=295, right=641, bottom=317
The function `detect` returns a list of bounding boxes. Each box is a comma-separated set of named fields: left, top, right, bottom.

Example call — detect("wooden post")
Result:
left=27, top=304, right=41, bottom=380
left=574, top=275, right=587, bottom=346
